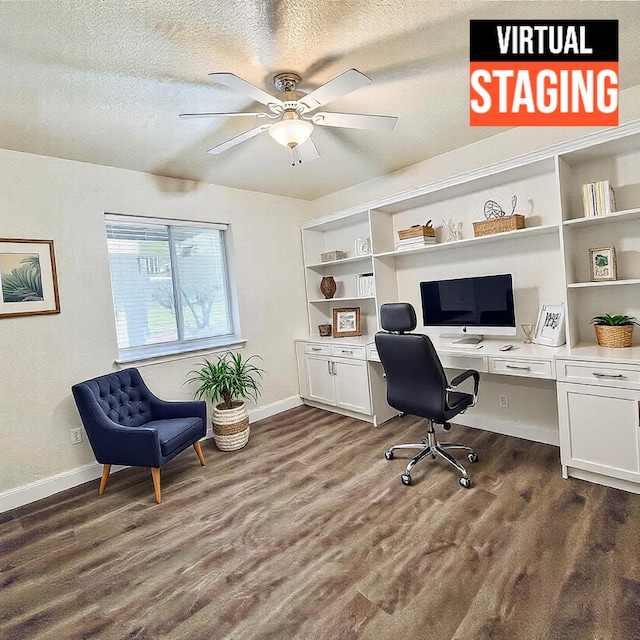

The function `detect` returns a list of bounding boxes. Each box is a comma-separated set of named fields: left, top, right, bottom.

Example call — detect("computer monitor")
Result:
left=419, top=274, right=516, bottom=343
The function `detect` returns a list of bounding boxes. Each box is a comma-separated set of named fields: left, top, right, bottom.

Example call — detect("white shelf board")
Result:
left=309, top=296, right=376, bottom=304
left=306, top=254, right=372, bottom=269
left=373, top=224, right=558, bottom=258
left=563, top=207, right=640, bottom=228
left=567, top=278, right=640, bottom=289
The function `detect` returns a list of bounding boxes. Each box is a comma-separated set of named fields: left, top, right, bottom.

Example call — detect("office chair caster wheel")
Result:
left=459, top=476, right=472, bottom=489
left=384, top=450, right=394, bottom=460
left=467, top=453, right=479, bottom=464
left=401, top=473, right=412, bottom=486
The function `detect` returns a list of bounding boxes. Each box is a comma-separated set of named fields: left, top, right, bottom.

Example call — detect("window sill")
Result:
left=115, top=337, right=248, bottom=366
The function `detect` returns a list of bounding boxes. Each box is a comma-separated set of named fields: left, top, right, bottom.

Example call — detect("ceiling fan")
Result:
left=180, top=69, right=398, bottom=166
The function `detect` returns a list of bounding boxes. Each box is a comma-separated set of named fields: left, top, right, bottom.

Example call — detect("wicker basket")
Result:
left=594, top=324, right=634, bottom=348
left=212, top=402, right=250, bottom=451
left=398, top=225, right=435, bottom=240
left=473, top=214, right=525, bottom=237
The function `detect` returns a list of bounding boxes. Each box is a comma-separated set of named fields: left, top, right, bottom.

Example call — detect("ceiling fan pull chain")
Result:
left=290, top=145, right=302, bottom=166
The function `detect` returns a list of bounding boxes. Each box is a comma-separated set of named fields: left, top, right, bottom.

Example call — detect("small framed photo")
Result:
left=332, top=307, right=361, bottom=338
left=589, top=246, right=617, bottom=281
left=532, top=303, right=566, bottom=347
left=0, top=239, right=61, bottom=318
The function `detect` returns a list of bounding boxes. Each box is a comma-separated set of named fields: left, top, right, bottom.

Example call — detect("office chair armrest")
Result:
left=448, top=369, right=480, bottom=406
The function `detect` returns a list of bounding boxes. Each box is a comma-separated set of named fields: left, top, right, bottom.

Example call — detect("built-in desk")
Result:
left=366, top=337, right=564, bottom=446
left=367, top=337, right=564, bottom=381
left=298, top=335, right=640, bottom=492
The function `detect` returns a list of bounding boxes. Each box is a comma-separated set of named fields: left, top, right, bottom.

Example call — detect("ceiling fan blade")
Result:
left=297, top=138, right=320, bottom=164
left=207, top=123, right=272, bottom=155
left=298, top=69, right=371, bottom=111
left=180, top=112, right=271, bottom=119
left=209, top=72, right=284, bottom=108
left=312, top=112, right=398, bottom=132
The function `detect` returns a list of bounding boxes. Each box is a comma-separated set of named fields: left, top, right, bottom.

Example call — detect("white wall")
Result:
left=0, top=149, right=311, bottom=499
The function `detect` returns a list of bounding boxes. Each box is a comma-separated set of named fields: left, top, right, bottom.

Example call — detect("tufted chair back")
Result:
left=86, top=368, right=153, bottom=427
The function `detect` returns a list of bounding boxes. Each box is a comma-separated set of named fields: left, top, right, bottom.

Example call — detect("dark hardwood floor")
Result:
left=2, top=405, right=640, bottom=640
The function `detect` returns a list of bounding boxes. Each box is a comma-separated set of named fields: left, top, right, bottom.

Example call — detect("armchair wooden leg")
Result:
left=151, top=467, right=162, bottom=504
left=99, top=464, right=111, bottom=495
left=193, top=441, right=206, bottom=466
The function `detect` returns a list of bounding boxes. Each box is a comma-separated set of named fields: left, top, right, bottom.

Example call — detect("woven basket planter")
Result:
left=212, top=401, right=250, bottom=451
left=594, top=324, right=634, bottom=348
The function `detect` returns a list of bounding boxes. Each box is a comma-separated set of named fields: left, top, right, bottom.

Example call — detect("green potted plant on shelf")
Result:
left=186, top=351, right=265, bottom=451
left=591, top=314, right=639, bottom=348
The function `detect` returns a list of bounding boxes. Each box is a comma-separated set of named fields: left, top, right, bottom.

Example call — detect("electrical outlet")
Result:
left=70, top=428, right=83, bottom=445
left=499, top=393, right=510, bottom=409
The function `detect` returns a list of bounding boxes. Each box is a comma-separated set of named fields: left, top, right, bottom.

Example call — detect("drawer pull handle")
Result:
left=311, top=347, right=322, bottom=352
left=592, top=372, right=626, bottom=379
left=506, top=364, right=530, bottom=371
left=341, top=350, right=353, bottom=355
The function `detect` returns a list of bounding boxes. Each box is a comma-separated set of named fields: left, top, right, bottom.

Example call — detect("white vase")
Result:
left=212, top=401, right=250, bottom=451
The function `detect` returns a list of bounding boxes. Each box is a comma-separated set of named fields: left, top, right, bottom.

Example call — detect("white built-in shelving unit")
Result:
left=296, top=123, right=640, bottom=492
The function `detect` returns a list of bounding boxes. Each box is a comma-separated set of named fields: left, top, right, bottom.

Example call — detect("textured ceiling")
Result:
left=1, top=1, right=639, bottom=201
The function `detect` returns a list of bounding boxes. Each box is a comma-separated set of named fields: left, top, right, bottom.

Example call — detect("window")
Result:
left=105, top=215, right=241, bottom=360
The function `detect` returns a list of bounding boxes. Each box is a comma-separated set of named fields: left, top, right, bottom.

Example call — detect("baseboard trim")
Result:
left=249, top=395, right=303, bottom=423
left=0, top=462, right=127, bottom=514
left=0, top=395, right=303, bottom=514
left=455, top=414, right=560, bottom=447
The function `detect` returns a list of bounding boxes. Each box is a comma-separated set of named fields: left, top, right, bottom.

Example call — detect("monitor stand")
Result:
left=452, top=335, right=483, bottom=347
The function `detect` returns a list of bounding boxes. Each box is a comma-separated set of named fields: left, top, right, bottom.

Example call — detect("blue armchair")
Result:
left=72, top=368, right=207, bottom=504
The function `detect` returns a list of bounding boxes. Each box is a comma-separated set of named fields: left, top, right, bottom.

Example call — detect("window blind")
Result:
left=105, top=217, right=234, bottom=357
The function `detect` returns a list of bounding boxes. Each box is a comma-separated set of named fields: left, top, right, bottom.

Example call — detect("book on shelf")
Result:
left=355, top=273, right=375, bottom=297
left=395, top=236, right=437, bottom=251
left=581, top=180, right=616, bottom=217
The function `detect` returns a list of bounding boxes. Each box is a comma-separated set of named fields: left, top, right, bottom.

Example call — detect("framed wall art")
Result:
left=589, top=246, right=617, bottom=281
left=532, top=302, right=565, bottom=347
left=0, top=239, right=60, bottom=318
left=332, top=307, right=361, bottom=338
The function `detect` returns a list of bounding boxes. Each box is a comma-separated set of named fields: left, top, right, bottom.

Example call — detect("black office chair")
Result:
left=375, top=303, right=480, bottom=488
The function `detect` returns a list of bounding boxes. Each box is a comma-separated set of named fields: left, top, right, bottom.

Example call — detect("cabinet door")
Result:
left=558, top=382, right=640, bottom=481
left=305, top=355, right=336, bottom=405
left=334, top=358, right=372, bottom=414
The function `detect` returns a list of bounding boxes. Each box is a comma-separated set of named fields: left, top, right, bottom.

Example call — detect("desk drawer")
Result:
left=332, top=344, right=366, bottom=360
left=304, top=343, right=331, bottom=356
left=490, top=357, right=554, bottom=379
left=440, top=353, right=488, bottom=372
left=366, top=345, right=380, bottom=362
left=558, top=360, right=640, bottom=388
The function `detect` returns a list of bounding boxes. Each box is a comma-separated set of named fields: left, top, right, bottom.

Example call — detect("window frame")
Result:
left=105, top=213, right=244, bottom=363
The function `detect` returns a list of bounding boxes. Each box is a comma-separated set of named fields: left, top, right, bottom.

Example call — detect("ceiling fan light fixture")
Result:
left=268, top=117, right=314, bottom=149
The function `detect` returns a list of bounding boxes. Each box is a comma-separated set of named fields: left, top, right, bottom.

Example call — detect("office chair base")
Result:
left=385, top=420, right=477, bottom=488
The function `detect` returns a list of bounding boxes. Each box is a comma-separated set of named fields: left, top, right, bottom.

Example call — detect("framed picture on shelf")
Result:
left=589, top=246, right=617, bottom=281
left=333, top=307, right=361, bottom=338
left=0, top=239, right=60, bottom=318
left=532, top=303, right=566, bottom=347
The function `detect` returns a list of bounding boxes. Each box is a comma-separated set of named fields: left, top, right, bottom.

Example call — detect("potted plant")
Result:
left=591, top=314, right=639, bottom=348
left=187, top=351, right=264, bottom=451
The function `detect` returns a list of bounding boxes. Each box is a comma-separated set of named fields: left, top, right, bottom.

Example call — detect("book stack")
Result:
left=395, top=235, right=437, bottom=251
left=582, top=180, right=616, bottom=217
left=355, top=273, right=375, bottom=297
